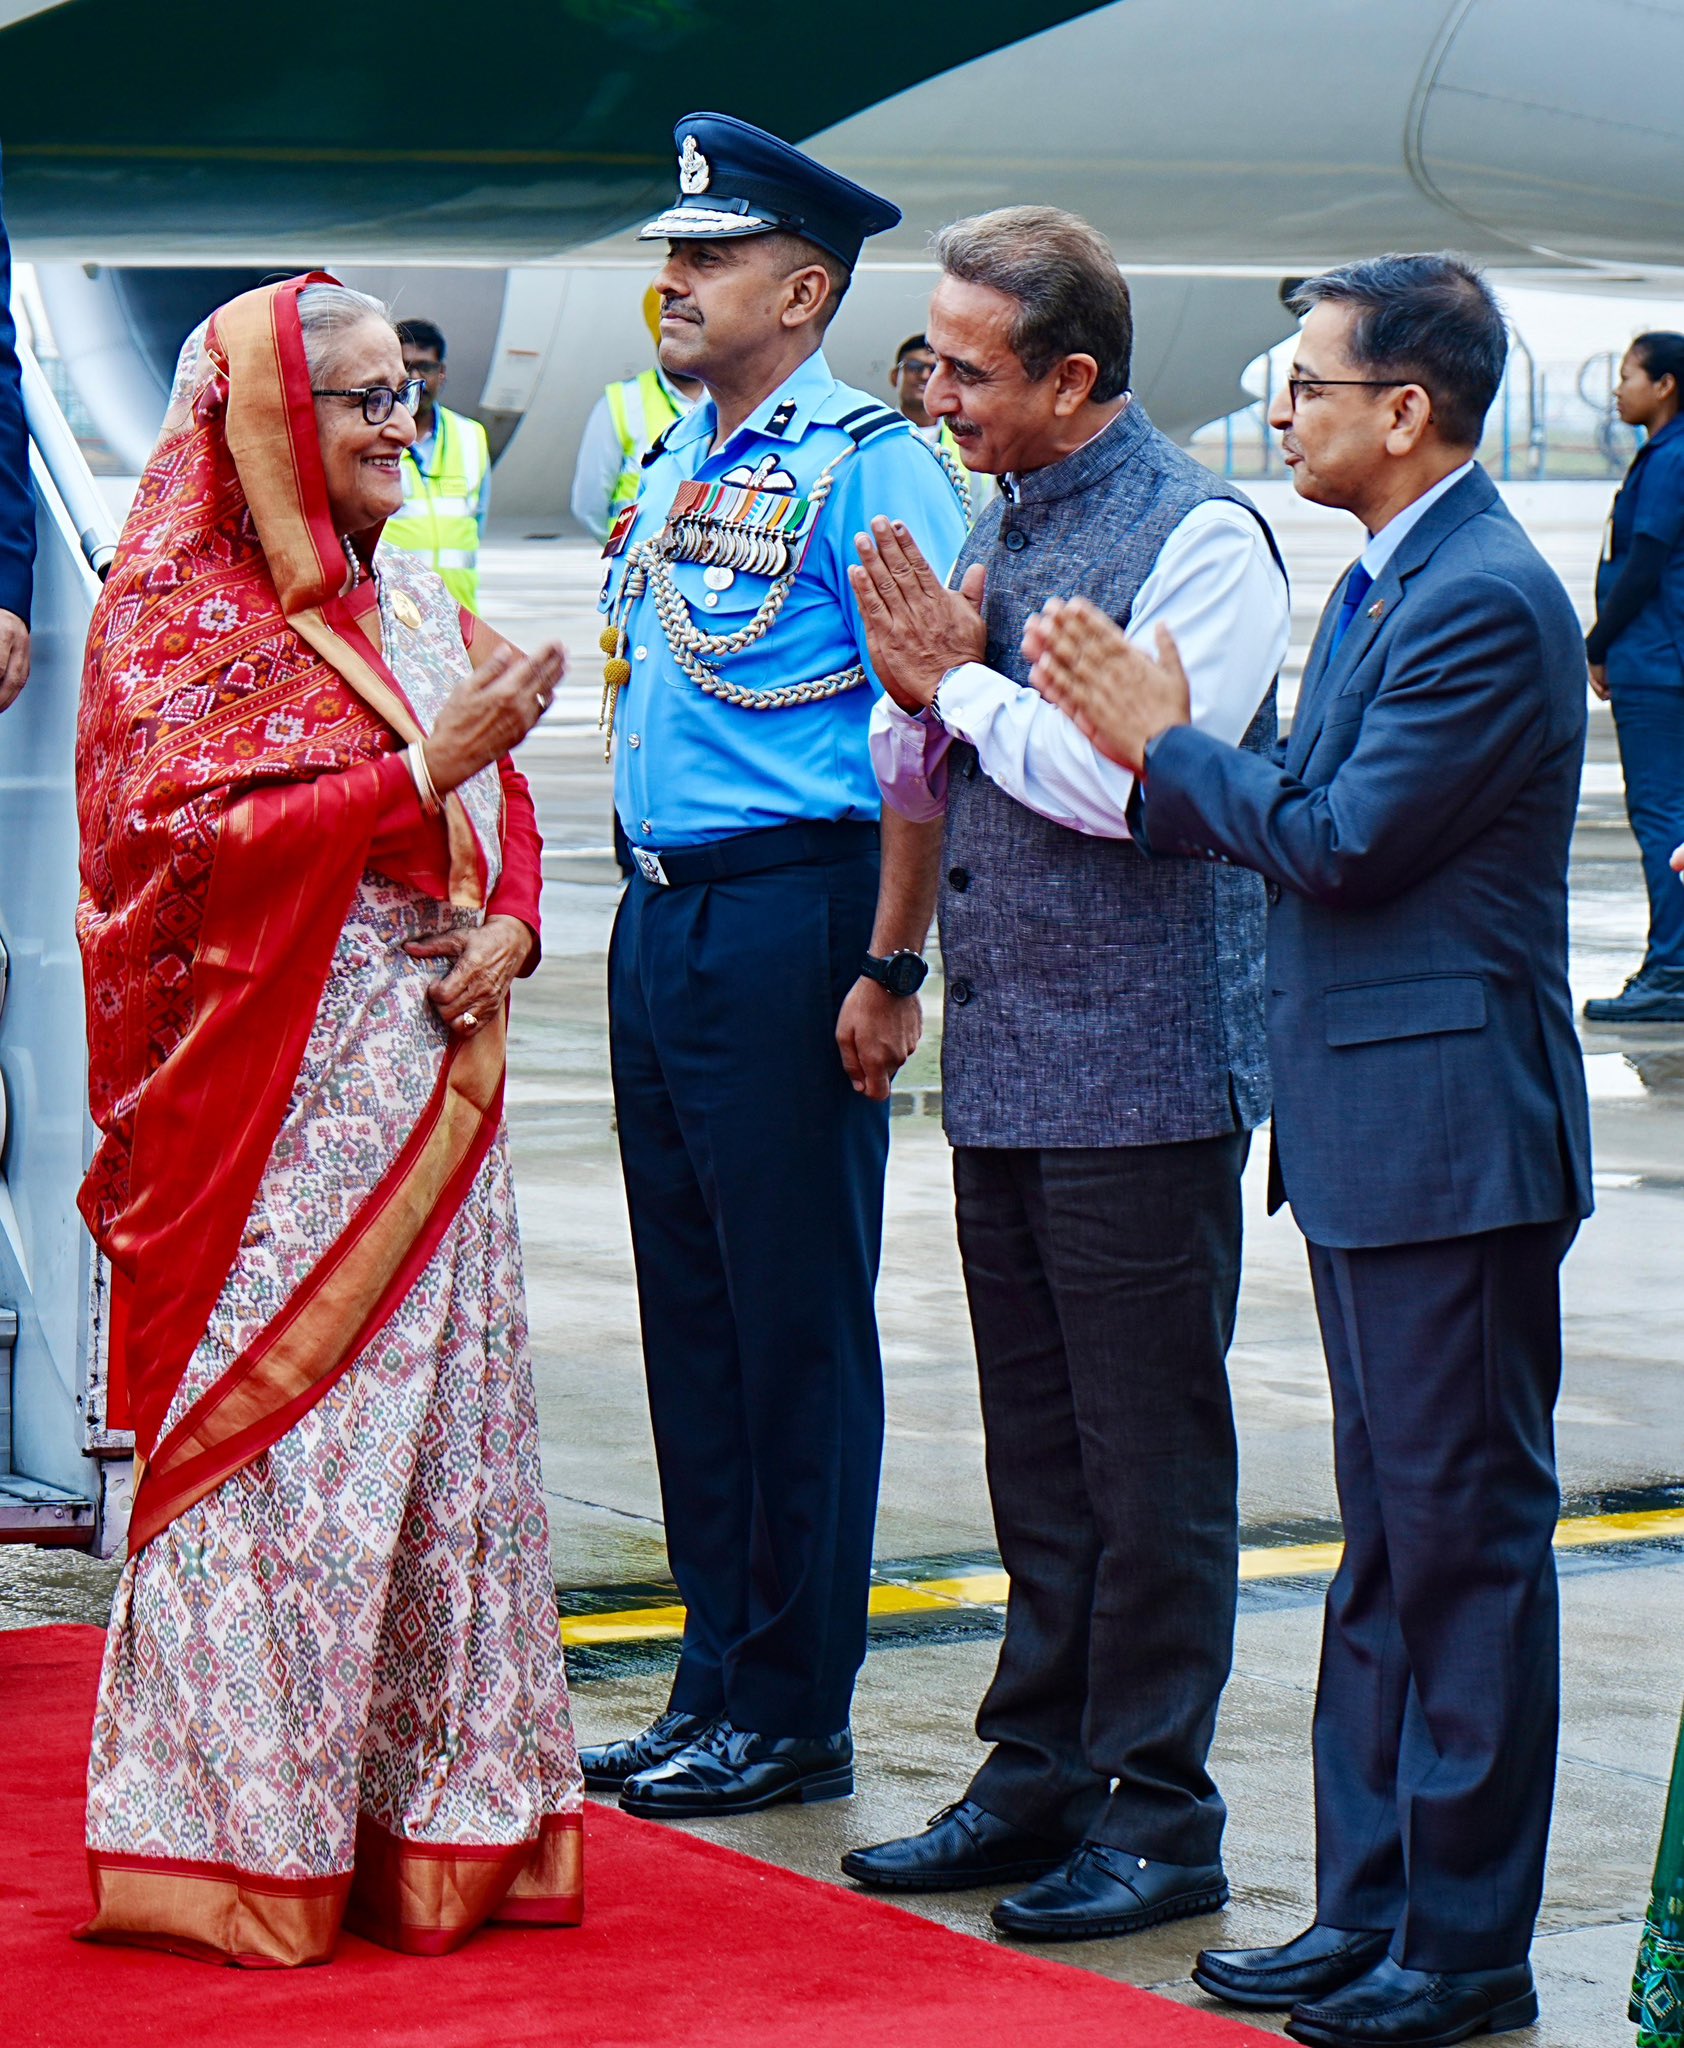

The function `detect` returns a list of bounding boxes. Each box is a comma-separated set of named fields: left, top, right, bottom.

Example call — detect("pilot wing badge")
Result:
left=720, top=451, right=797, bottom=492
left=679, top=135, right=711, bottom=194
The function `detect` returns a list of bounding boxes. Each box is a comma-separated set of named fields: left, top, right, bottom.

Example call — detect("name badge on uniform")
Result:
left=603, top=503, right=639, bottom=558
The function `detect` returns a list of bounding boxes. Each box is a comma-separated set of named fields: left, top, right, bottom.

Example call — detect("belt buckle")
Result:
left=632, top=846, right=670, bottom=887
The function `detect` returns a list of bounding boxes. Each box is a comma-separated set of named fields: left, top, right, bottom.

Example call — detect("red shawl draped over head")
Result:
left=77, top=273, right=506, bottom=1550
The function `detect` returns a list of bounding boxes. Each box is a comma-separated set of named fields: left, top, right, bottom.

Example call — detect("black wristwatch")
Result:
left=860, top=949, right=929, bottom=998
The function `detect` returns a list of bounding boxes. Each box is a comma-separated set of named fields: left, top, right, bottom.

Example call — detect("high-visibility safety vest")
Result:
left=386, top=404, right=490, bottom=613
left=605, top=369, right=685, bottom=516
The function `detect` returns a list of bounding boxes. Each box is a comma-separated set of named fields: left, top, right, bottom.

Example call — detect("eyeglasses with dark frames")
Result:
left=1286, top=376, right=1424, bottom=410
left=310, top=377, right=426, bottom=424
left=896, top=357, right=937, bottom=380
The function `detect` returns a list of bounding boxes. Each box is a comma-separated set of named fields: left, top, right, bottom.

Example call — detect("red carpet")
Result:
left=3, top=1627, right=1276, bottom=2047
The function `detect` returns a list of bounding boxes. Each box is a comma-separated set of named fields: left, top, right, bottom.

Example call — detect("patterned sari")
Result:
left=73, top=276, right=582, bottom=1967
left=1635, top=1711, right=1684, bottom=2041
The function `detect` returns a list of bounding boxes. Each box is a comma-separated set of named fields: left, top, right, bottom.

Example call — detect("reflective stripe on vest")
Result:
left=606, top=369, right=683, bottom=513
left=386, top=404, right=489, bottom=612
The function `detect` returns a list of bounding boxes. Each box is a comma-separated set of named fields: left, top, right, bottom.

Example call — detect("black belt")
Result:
left=629, top=819, right=880, bottom=889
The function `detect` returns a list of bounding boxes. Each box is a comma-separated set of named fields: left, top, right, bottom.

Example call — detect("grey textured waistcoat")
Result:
left=939, top=401, right=1276, bottom=1148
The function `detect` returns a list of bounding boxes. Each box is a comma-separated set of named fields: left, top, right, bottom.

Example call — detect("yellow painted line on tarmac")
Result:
left=559, top=1507, right=1684, bottom=1649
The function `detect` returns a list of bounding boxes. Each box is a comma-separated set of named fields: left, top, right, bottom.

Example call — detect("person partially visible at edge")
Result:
left=1582, top=331, right=1684, bottom=1023
left=1025, top=254, right=1591, bottom=2048
left=0, top=144, right=35, bottom=711
left=570, top=285, right=704, bottom=543
left=74, top=276, right=582, bottom=1968
left=839, top=206, right=1288, bottom=1946
left=579, top=113, right=969, bottom=1823
left=889, top=329, right=987, bottom=517
left=384, top=316, right=491, bottom=613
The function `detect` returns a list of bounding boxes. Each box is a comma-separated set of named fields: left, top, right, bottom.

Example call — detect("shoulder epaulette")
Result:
left=641, top=423, right=678, bottom=470
left=833, top=403, right=907, bottom=448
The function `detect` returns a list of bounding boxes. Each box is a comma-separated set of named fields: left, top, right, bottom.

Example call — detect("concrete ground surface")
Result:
left=7, top=481, right=1681, bottom=2046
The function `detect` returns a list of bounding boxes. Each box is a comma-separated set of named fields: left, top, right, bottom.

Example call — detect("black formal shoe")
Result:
left=1194, top=1923, right=1393, bottom=2010
left=990, top=1842, right=1228, bottom=1942
left=840, top=1799, right=1066, bottom=1892
left=618, top=1718, right=853, bottom=1818
left=1286, top=1957, right=1538, bottom=2046
left=578, top=1709, right=715, bottom=1792
left=1584, top=969, right=1684, bottom=1022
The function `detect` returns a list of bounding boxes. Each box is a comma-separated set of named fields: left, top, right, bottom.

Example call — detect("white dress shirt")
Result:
left=869, top=496, right=1290, bottom=837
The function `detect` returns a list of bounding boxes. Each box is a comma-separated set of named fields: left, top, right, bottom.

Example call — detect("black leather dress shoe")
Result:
left=841, top=1799, right=1066, bottom=1892
left=578, top=1709, right=715, bottom=1792
left=618, top=1719, right=853, bottom=1818
left=1286, top=1957, right=1538, bottom=2046
left=1194, top=1923, right=1393, bottom=2010
left=990, top=1842, right=1228, bottom=1941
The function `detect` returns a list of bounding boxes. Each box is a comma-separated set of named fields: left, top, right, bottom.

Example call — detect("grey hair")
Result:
left=932, top=206, right=1133, bottom=400
left=297, top=282, right=393, bottom=378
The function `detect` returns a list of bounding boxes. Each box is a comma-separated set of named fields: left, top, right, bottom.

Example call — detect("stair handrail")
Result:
left=16, top=334, right=119, bottom=578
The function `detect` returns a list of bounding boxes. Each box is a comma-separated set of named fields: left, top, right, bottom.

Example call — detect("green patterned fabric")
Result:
left=1635, top=1706, right=1684, bottom=2042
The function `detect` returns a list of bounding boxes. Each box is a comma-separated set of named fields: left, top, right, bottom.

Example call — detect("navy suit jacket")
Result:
left=0, top=147, right=35, bottom=624
left=1141, top=466, right=1593, bottom=1249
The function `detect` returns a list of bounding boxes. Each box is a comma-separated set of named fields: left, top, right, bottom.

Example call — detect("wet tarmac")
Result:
left=7, top=481, right=1680, bottom=2044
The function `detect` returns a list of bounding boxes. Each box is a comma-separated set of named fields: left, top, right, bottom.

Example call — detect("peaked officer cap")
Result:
left=638, top=112, right=901, bottom=270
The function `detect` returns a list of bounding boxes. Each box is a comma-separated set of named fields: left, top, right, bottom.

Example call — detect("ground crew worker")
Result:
left=386, top=317, right=490, bottom=612
left=570, top=287, right=703, bottom=542
left=577, top=112, right=968, bottom=1821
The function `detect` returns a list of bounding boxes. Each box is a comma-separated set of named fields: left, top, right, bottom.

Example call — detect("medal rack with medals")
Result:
left=599, top=444, right=869, bottom=755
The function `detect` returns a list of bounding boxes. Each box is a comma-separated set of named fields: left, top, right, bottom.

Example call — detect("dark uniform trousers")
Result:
left=958, top=1130, right=1248, bottom=1865
left=608, top=838, right=889, bottom=1738
left=1307, top=1217, right=1577, bottom=1972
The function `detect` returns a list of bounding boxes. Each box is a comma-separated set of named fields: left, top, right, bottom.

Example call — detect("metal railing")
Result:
left=17, top=335, right=118, bottom=577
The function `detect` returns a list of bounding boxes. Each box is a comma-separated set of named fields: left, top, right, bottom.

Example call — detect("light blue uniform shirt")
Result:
left=600, top=350, right=969, bottom=850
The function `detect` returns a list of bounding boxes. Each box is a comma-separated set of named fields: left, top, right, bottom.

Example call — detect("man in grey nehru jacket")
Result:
left=837, top=206, right=1288, bottom=1942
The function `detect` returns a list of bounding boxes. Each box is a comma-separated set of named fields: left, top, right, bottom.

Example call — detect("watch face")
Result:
left=886, top=952, right=927, bottom=997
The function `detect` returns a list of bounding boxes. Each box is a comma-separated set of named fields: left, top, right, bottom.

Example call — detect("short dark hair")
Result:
left=895, top=333, right=931, bottom=364
left=933, top=206, right=1132, bottom=401
left=396, top=317, right=447, bottom=359
left=759, top=231, right=852, bottom=330
left=1632, top=331, right=1684, bottom=391
left=1286, top=254, right=1505, bottom=449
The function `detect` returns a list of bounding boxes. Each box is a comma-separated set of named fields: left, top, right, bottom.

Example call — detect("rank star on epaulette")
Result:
left=767, top=400, right=798, bottom=435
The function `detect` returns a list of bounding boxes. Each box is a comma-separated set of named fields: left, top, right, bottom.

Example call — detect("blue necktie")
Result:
left=1328, top=563, right=1373, bottom=656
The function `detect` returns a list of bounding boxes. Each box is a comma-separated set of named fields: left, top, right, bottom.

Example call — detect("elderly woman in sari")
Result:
left=73, top=274, right=582, bottom=1967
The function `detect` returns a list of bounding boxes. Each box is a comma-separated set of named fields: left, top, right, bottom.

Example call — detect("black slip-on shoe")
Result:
left=1285, top=1957, right=1538, bottom=2046
left=1194, top=1923, right=1393, bottom=2010
left=990, top=1842, right=1228, bottom=1942
left=618, top=1718, right=853, bottom=1819
left=579, top=1709, right=716, bottom=1792
left=841, top=1799, right=1066, bottom=1892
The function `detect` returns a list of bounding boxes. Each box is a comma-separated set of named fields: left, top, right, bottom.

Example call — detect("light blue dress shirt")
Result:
left=600, top=349, right=970, bottom=850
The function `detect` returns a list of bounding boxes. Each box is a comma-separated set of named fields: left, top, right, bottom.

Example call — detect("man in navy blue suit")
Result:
left=0, top=146, right=35, bottom=711
left=1025, top=254, right=1592, bottom=2048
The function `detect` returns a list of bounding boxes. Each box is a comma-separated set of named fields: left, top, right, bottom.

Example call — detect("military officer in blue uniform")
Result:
left=580, top=113, right=969, bottom=1818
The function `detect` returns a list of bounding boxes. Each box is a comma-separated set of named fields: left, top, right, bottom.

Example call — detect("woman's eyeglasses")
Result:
left=311, top=377, right=426, bottom=424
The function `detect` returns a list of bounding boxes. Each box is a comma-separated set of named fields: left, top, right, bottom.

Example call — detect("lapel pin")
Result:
left=1366, top=599, right=1387, bottom=621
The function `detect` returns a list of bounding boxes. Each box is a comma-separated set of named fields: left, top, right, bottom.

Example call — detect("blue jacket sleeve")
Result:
left=0, top=155, right=36, bottom=625
left=1140, top=569, right=1553, bottom=909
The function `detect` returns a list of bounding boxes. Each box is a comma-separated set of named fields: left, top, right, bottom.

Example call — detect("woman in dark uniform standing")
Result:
left=1584, top=331, right=1684, bottom=1023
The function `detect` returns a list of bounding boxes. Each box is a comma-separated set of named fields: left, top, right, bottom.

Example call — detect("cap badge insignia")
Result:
left=679, top=135, right=711, bottom=195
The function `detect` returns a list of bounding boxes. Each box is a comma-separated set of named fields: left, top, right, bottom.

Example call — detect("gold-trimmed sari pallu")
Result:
left=74, top=275, right=582, bottom=1967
